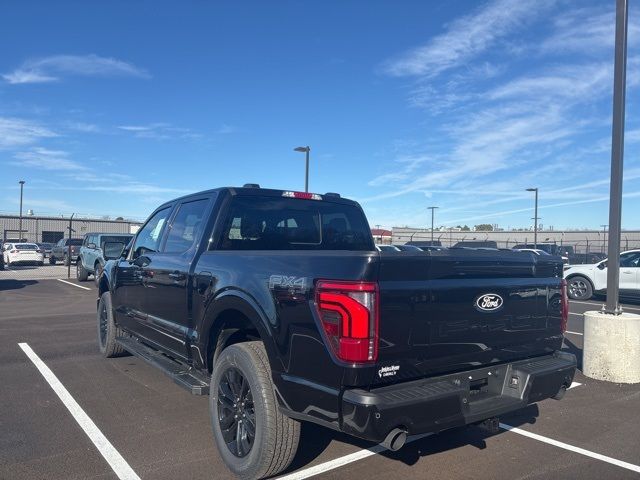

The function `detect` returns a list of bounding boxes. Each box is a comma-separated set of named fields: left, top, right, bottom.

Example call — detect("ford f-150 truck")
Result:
left=96, top=185, right=575, bottom=480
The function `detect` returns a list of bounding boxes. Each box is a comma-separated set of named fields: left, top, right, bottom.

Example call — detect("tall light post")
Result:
left=601, top=224, right=608, bottom=254
left=427, top=206, right=438, bottom=244
left=18, top=180, right=25, bottom=241
left=294, top=146, right=311, bottom=192
left=526, top=188, right=539, bottom=249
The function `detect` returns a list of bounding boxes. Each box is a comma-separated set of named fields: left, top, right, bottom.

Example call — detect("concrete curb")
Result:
left=583, top=310, right=640, bottom=384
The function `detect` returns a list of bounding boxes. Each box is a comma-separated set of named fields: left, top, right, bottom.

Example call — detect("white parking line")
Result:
left=500, top=423, right=640, bottom=473
left=569, top=300, right=640, bottom=312
left=281, top=381, right=584, bottom=479
left=565, top=331, right=584, bottom=336
left=278, top=433, right=432, bottom=480
left=18, top=343, right=140, bottom=480
left=57, top=278, right=91, bottom=291
left=569, top=312, right=583, bottom=316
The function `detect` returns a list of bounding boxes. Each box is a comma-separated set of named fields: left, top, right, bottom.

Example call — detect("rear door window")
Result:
left=163, top=199, right=210, bottom=253
left=216, top=196, right=373, bottom=251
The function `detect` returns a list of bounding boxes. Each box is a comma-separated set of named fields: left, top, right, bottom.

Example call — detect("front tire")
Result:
left=77, top=259, right=88, bottom=281
left=97, top=292, right=128, bottom=357
left=210, top=341, right=300, bottom=480
left=567, top=275, right=593, bottom=300
left=63, top=255, right=71, bottom=266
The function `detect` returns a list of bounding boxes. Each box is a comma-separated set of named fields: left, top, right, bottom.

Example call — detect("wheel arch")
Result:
left=202, top=292, right=282, bottom=374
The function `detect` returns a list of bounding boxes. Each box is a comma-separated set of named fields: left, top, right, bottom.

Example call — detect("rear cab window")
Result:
left=215, top=195, right=373, bottom=251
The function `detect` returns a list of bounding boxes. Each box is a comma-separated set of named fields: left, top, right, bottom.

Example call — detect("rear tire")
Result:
left=77, top=259, right=88, bottom=281
left=64, top=255, right=70, bottom=266
left=210, top=341, right=300, bottom=480
left=567, top=275, right=593, bottom=300
left=49, top=256, right=56, bottom=265
left=94, top=263, right=103, bottom=287
left=97, top=292, right=128, bottom=358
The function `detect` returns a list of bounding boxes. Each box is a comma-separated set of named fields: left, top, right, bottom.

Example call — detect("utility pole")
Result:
left=427, top=206, right=438, bottom=244
left=18, top=180, right=25, bottom=241
left=67, top=213, right=75, bottom=279
left=294, top=146, right=311, bottom=192
left=526, top=188, right=539, bottom=249
left=601, top=225, right=608, bottom=254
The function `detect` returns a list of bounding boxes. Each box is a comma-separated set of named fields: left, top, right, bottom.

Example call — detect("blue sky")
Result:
left=1, top=0, right=639, bottom=229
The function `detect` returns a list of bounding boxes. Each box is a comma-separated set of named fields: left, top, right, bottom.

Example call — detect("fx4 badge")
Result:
left=475, top=293, right=504, bottom=312
left=269, top=275, right=307, bottom=292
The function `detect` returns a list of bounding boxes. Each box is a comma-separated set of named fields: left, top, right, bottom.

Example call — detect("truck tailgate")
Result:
left=371, top=249, right=565, bottom=387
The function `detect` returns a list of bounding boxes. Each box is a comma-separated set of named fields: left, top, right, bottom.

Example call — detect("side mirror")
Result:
left=87, top=242, right=97, bottom=249
left=133, top=255, right=151, bottom=268
left=597, top=261, right=607, bottom=270
left=103, top=241, right=125, bottom=261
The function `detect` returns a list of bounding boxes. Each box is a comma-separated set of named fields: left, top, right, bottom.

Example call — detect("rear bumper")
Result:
left=341, top=351, right=576, bottom=443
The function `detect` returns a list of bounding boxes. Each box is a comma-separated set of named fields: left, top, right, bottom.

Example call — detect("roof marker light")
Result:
left=282, top=191, right=322, bottom=200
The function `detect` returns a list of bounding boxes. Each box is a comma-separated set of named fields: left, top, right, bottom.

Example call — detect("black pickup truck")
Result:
left=97, top=185, right=575, bottom=480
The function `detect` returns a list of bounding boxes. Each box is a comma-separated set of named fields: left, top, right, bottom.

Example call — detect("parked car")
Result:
left=375, top=244, right=400, bottom=252
left=49, top=238, right=83, bottom=265
left=567, top=252, right=607, bottom=265
left=563, top=249, right=640, bottom=300
left=2, top=242, right=44, bottom=266
left=513, top=244, right=568, bottom=263
left=515, top=248, right=567, bottom=264
left=453, top=240, right=498, bottom=249
left=96, top=185, right=575, bottom=480
left=77, top=233, right=134, bottom=285
left=405, top=240, right=442, bottom=247
left=393, top=244, right=423, bottom=252
left=36, top=242, right=54, bottom=258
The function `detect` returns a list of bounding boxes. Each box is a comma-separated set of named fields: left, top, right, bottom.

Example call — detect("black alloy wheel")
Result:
left=217, top=367, right=256, bottom=458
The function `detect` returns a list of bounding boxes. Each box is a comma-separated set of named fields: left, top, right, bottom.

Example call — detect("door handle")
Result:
left=169, top=272, right=186, bottom=281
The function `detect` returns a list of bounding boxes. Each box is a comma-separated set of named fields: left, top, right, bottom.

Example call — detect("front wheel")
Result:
left=63, top=255, right=71, bottom=266
left=210, top=341, right=300, bottom=480
left=97, top=292, right=128, bottom=358
left=567, top=275, right=593, bottom=300
left=77, top=260, right=88, bottom=281
left=94, top=263, right=103, bottom=287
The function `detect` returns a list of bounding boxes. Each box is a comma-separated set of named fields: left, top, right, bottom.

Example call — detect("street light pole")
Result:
left=18, top=180, right=25, bottom=241
left=601, top=225, right=608, bottom=254
left=294, top=146, right=311, bottom=192
left=526, top=188, right=539, bottom=249
left=427, top=206, right=438, bottom=244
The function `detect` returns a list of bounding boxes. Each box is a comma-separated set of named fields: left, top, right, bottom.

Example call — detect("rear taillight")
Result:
left=315, top=280, right=379, bottom=363
left=560, top=279, right=569, bottom=333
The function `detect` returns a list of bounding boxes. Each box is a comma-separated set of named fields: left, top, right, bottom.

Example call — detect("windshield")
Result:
left=15, top=244, right=38, bottom=250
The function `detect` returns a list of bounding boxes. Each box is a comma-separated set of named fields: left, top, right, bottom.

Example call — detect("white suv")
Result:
left=563, top=249, right=640, bottom=300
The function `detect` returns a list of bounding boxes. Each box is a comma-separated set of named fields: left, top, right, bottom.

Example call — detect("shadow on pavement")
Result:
left=0, top=279, right=38, bottom=291
left=563, top=337, right=583, bottom=371
left=286, top=404, right=541, bottom=472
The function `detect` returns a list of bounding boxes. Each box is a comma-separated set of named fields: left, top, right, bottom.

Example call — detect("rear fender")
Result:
left=198, top=290, right=284, bottom=373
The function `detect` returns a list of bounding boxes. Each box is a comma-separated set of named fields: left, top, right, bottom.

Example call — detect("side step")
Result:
left=116, top=336, right=210, bottom=395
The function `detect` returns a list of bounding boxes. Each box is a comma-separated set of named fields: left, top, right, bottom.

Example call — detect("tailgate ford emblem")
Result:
left=475, top=293, right=504, bottom=312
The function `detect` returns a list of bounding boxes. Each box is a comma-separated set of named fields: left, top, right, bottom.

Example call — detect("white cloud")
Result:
left=117, top=123, right=202, bottom=140
left=0, top=117, right=57, bottom=149
left=65, top=121, right=101, bottom=133
left=540, top=6, right=640, bottom=55
left=3, top=54, right=150, bottom=84
left=12, top=148, right=85, bottom=171
left=381, top=0, right=555, bottom=78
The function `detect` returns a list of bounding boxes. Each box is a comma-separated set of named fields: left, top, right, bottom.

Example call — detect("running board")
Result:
left=116, top=337, right=210, bottom=395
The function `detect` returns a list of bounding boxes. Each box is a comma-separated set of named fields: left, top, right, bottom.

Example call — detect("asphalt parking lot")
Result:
left=1, top=277, right=639, bottom=480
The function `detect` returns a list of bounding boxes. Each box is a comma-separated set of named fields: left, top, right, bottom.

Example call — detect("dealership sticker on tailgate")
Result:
left=378, top=365, right=400, bottom=378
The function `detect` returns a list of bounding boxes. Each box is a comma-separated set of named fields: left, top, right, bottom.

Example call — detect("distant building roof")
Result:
left=371, top=228, right=392, bottom=237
